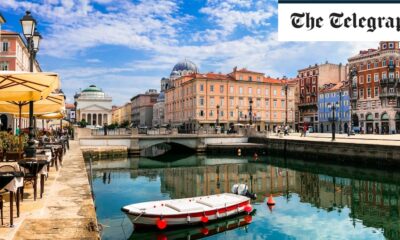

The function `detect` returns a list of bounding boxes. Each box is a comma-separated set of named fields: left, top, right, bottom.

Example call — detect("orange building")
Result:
left=348, top=41, right=400, bottom=134
left=164, top=64, right=296, bottom=132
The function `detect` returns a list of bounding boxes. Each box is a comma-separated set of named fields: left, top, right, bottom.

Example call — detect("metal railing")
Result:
left=91, top=128, right=131, bottom=136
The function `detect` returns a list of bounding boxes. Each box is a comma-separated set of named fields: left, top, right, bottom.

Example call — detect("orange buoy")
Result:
left=244, top=204, right=253, bottom=213
left=156, top=218, right=167, bottom=230
left=201, top=215, right=209, bottom=223
left=267, top=194, right=275, bottom=206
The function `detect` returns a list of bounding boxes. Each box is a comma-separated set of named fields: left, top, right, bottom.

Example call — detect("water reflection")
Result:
left=90, top=155, right=399, bottom=240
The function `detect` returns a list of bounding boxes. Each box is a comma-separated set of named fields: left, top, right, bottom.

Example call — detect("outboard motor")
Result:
left=231, top=184, right=257, bottom=200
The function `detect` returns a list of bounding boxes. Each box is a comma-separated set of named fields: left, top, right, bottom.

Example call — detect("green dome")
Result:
left=82, top=85, right=102, bottom=93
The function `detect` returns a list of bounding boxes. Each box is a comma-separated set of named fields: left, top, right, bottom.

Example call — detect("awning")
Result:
left=0, top=71, right=60, bottom=101
left=0, top=93, right=65, bottom=114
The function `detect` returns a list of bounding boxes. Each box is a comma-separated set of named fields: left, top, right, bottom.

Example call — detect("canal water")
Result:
left=89, top=154, right=399, bottom=240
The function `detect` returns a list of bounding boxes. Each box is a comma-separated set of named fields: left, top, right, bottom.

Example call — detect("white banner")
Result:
left=279, top=4, right=400, bottom=41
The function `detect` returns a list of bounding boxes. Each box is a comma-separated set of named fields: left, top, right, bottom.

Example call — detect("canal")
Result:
left=88, top=153, right=399, bottom=240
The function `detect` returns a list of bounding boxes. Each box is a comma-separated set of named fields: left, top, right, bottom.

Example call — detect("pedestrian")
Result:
left=300, top=127, right=304, bottom=137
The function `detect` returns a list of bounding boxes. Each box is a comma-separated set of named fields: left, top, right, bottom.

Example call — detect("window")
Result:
left=273, top=89, right=277, bottom=96
left=389, top=42, right=394, bottom=49
left=281, top=100, right=285, bottom=108
left=265, top=88, right=269, bottom=96
left=301, top=79, right=304, bottom=85
left=257, top=88, right=261, bottom=95
left=367, top=74, right=371, bottom=83
left=265, top=99, right=269, bottom=106
left=210, top=97, right=215, bottom=106
left=230, top=111, right=234, bottom=117
left=389, top=72, right=395, bottom=79
left=383, top=43, right=387, bottom=49
left=200, top=110, right=204, bottom=117
left=360, top=89, right=364, bottom=98
left=374, top=62, right=379, bottom=68
left=1, top=42, right=8, bottom=52
left=220, top=85, right=224, bottom=93
left=312, top=77, right=316, bottom=84
left=273, top=112, right=277, bottom=119
left=239, top=97, right=244, bottom=106
left=210, top=110, right=214, bottom=117
left=359, top=76, right=364, bottom=84
left=256, top=99, right=261, bottom=107
left=210, top=85, right=214, bottom=92
left=248, top=87, right=252, bottom=94
left=273, top=100, right=277, bottom=107
left=220, top=111, right=224, bottom=117
left=382, top=72, right=387, bottom=79
left=248, top=76, right=252, bottom=81
left=239, top=87, right=243, bottom=94
left=200, top=97, right=204, bottom=106
left=383, top=59, right=387, bottom=67
left=0, top=61, right=8, bottom=71
left=374, top=73, right=379, bottom=82
left=239, top=75, right=243, bottom=80
left=389, top=88, right=395, bottom=93
left=230, top=86, right=234, bottom=93
left=229, top=97, right=234, bottom=106
left=374, top=87, right=379, bottom=96
left=281, top=90, right=285, bottom=96
left=220, top=97, right=224, bottom=106
left=390, top=59, right=394, bottom=66
left=200, top=84, right=204, bottom=91
left=367, top=88, right=371, bottom=98
left=257, top=76, right=261, bottom=82
left=367, top=63, right=371, bottom=69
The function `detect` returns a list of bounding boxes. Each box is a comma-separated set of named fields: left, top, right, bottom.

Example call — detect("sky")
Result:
left=0, top=0, right=376, bottom=105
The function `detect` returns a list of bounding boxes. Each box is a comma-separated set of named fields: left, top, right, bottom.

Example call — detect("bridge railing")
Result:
left=91, top=128, right=131, bottom=136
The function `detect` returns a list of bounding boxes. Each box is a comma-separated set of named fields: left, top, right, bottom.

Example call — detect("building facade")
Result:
left=298, top=63, right=347, bottom=132
left=0, top=28, right=41, bottom=133
left=75, top=85, right=112, bottom=127
left=318, top=82, right=351, bottom=133
left=164, top=62, right=296, bottom=132
left=112, top=103, right=132, bottom=126
left=152, top=92, right=165, bottom=127
left=348, top=41, right=400, bottom=134
left=131, top=89, right=159, bottom=127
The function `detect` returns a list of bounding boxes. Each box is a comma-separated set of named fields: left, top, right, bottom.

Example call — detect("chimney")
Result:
left=233, top=66, right=237, bottom=72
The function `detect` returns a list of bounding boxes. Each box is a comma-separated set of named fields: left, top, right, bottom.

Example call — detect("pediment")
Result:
left=80, top=104, right=111, bottom=111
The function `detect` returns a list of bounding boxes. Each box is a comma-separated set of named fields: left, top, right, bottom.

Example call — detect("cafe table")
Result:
left=0, top=165, right=24, bottom=227
left=18, top=158, right=50, bottom=200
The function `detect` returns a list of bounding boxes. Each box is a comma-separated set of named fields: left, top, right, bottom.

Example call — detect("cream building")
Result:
left=164, top=61, right=296, bottom=132
left=112, top=103, right=132, bottom=125
left=75, top=85, right=112, bottom=127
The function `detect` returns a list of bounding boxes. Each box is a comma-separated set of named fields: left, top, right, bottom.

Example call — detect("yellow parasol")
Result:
left=0, top=71, right=60, bottom=101
left=0, top=93, right=65, bottom=114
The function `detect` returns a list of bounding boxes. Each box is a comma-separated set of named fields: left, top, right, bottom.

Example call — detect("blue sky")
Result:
left=0, top=0, right=374, bottom=105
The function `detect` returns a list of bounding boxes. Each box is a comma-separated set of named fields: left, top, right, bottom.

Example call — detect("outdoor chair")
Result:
left=21, top=160, right=39, bottom=201
left=0, top=165, right=20, bottom=223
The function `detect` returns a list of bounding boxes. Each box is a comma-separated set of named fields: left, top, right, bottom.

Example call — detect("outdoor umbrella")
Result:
left=0, top=71, right=60, bottom=101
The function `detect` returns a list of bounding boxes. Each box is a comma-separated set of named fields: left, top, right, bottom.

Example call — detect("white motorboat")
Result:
left=122, top=184, right=256, bottom=229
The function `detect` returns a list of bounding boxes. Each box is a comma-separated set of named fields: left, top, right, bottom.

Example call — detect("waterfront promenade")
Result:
left=267, top=132, right=400, bottom=146
left=0, top=141, right=99, bottom=240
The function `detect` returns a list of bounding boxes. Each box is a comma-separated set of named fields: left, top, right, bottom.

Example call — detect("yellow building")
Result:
left=165, top=66, right=296, bottom=132
left=111, top=102, right=132, bottom=126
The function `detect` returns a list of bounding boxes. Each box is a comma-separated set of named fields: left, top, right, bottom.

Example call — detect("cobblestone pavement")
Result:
left=0, top=141, right=99, bottom=240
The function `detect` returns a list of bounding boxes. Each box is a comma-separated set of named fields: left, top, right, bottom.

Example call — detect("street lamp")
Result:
left=282, top=78, right=289, bottom=127
left=216, top=105, right=220, bottom=133
left=236, top=105, right=239, bottom=124
left=328, top=102, right=339, bottom=141
left=248, top=99, right=253, bottom=125
left=20, top=11, right=41, bottom=158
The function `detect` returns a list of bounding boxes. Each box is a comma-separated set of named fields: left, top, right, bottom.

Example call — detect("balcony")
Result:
left=298, top=102, right=316, bottom=108
left=350, top=93, right=358, bottom=100
left=351, top=83, right=357, bottom=88
left=379, top=91, right=397, bottom=98
left=310, top=92, right=316, bottom=97
left=380, top=78, right=398, bottom=86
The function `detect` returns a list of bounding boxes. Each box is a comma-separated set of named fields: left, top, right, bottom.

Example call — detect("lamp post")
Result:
left=328, top=102, right=339, bottom=141
left=236, top=105, right=239, bottom=124
left=216, top=105, right=220, bottom=133
left=248, top=99, right=253, bottom=125
left=20, top=11, right=41, bottom=158
left=282, top=78, right=289, bottom=127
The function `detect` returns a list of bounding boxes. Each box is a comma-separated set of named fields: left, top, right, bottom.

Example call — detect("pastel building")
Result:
left=131, top=89, right=159, bottom=127
left=318, top=82, right=351, bottom=133
left=348, top=41, right=400, bottom=134
left=164, top=60, right=297, bottom=132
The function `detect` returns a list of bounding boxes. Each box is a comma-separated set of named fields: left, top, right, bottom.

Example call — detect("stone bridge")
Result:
left=78, top=133, right=248, bottom=155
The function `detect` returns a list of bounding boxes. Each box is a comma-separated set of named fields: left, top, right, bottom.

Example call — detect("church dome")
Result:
left=82, top=85, right=103, bottom=93
left=171, top=59, right=198, bottom=74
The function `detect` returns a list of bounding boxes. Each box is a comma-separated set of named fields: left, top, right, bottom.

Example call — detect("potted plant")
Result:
left=4, top=134, right=24, bottom=161
left=0, top=132, right=7, bottom=161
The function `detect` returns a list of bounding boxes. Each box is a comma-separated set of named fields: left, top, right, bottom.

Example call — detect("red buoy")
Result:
left=201, top=227, right=209, bottom=235
left=244, top=204, right=253, bottom=213
left=244, top=215, right=252, bottom=223
left=156, top=218, right=167, bottom=230
left=267, top=195, right=275, bottom=205
left=201, top=215, right=209, bottom=223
